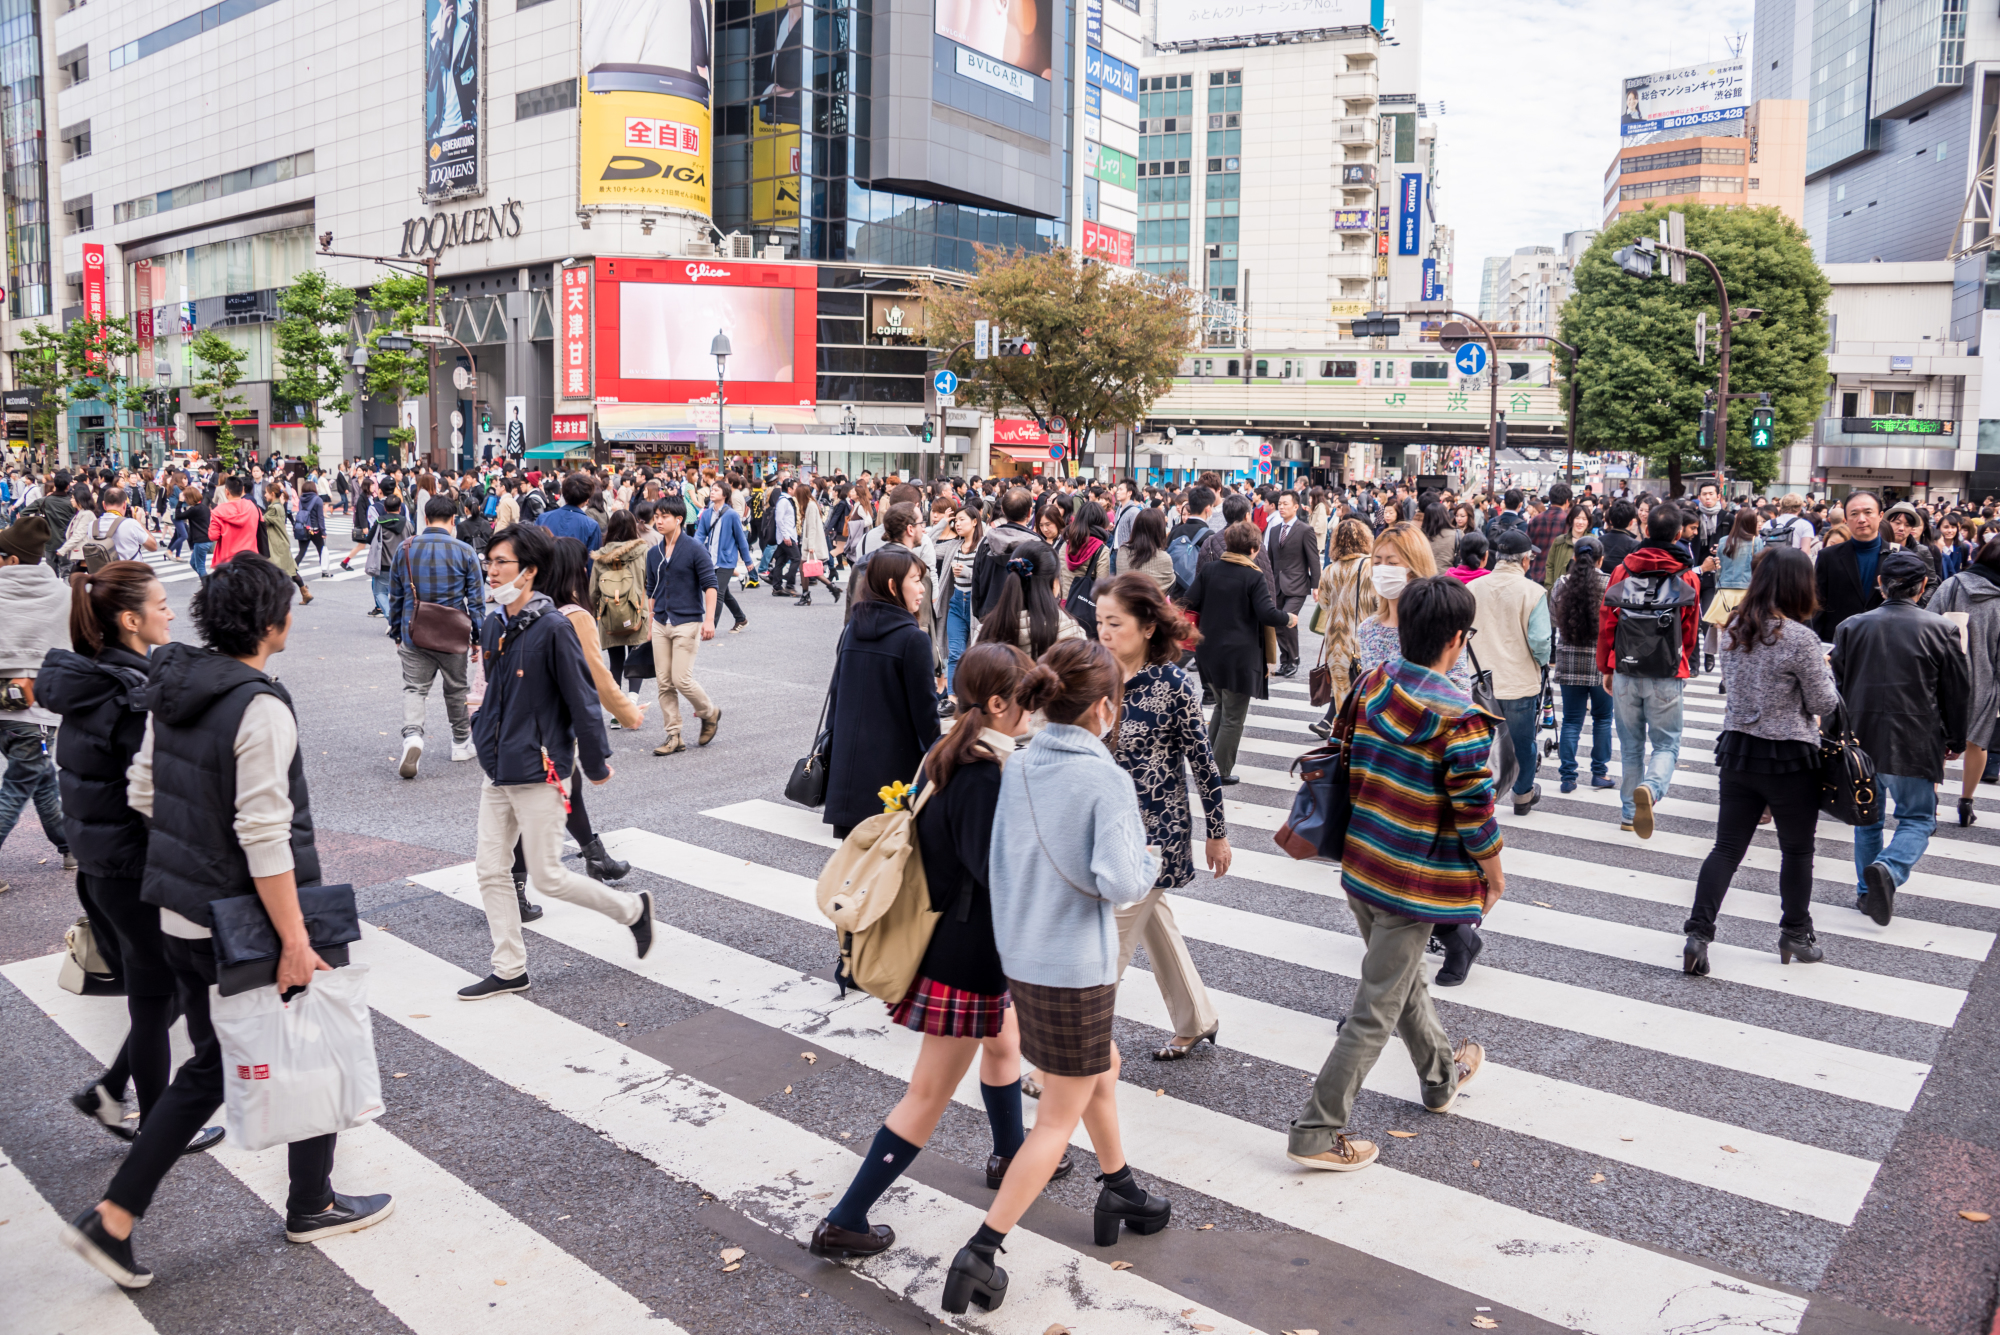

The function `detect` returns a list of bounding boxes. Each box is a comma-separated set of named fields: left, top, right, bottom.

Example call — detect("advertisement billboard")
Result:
left=1332, top=207, right=1372, bottom=231
left=1081, top=221, right=1134, bottom=267
left=1091, top=143, right=1138, bottom=191
left=1086, top=0, right=1102, bottom=47
left=424, top=0, right=482, bottom=201
left=1620, top=60, right=1748, bottom=138
left=592, top=259, right=817, bottom=408
left=1154, top=0, right=1381, bottom=45
left=936, top=0, right=1053, bottom=79
left=579, top=0, right=714, bottom=216
left=1085, top=47, right=1137, bottom=100
left=82, top=243, right=105, bottom=364
left=560, top=266, right=592, bottom=401
left=1420, top=256, right=1439, bottom=302
left=751, top=0, right=802, bottom=225
left=1396, top=173, right=1421, bottom=255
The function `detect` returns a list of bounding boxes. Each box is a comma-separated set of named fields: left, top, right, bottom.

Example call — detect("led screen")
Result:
left=619, top=283, right=797, bottom=382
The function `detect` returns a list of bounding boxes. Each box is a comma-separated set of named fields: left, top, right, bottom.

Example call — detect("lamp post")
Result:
left=711, top=330, right=731, bottom=468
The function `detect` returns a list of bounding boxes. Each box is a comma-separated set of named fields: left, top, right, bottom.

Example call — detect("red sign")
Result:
left=591, top=257, right=818, bottom=409
left=551, top=413, right=592, bottom=440
left=1080, top=221, right=1134, bottom=268
left=994, top=418, right=1065, bottom=447
left=82, top=242, right=106, bottom=363
left=134, top=259, right=153, bottom=356
left=1377, top=232, right=1390, bottom=255
left=560, top=265, right=593, bottom=400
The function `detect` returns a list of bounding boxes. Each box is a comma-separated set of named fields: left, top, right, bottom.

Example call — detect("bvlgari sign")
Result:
left=400, top=198, right=524, bottom=257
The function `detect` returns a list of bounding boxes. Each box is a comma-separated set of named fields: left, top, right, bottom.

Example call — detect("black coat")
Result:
left=36, top=644, right=152, bottom=879
left=472, top=595, right=611, bottom=785
left=1184, top=556, right=1289, bottom=700
left=1830, top=598, right=1971, bottom=780
left=823, top=600, right=942, bottom=830
left=912, top=753, right=1005, bottom=995
left=1814, top=538, right=1885, bottom=644
left=1599, top=528, right=1640, bottom=576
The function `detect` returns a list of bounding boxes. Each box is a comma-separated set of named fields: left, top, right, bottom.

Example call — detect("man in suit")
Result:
left=1815, top=490, right=1885, bottom=643
left=1263, top=489, right=1321, bottom=677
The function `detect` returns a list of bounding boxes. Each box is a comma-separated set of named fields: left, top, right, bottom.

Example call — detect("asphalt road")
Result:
left=3, top=534, right=1998, bottom=1335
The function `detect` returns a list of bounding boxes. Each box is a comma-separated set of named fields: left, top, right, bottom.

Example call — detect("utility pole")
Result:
left=1398, top=306, right=1503, bottom=496
left=315, top=237, right=438, bottom=467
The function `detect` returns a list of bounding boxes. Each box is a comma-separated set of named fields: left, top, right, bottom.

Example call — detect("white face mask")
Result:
left=486, top=572, right=529, bottom=613
left=1371, top=565, right=1410, bottom=600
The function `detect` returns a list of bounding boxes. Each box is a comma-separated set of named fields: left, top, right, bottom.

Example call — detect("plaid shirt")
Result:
left=1525, top=505, right=1569, bottom=584
left=390, top=527, right=483, bottom=649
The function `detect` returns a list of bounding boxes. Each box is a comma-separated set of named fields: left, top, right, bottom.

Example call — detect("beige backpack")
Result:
left=815, top=776, right=941, bottom=1003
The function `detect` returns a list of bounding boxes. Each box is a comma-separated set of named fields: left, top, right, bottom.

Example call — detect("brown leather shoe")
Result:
left=653, top=737, right=685, bottom=756
left=808, top=1218, right=894, bottom=1259
left=984, top=1149, right=1074, bottom=1190
left=698, top=709, right=721, bottom=747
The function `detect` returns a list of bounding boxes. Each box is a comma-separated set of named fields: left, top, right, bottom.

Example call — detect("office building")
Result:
left=1603, top=99, right=1808, bottom=230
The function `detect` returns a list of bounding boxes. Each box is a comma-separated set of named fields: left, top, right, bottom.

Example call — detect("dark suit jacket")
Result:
left=1263, top=517, right=1321, bottom=601
left=1830, top=598, right=1970, bottom=779
left=1814, top=539, right=1884, bottom=644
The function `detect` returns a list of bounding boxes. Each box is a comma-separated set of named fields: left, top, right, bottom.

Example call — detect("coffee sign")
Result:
left=869, top=296, right=925, bottom=344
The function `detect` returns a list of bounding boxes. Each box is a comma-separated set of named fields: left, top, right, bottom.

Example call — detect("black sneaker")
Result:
left=457, top=972, right=531, bottom=1001
left=285, top=1191, right=395, bottom=1243
left=70, top=1082, right=136, bottom=1142
left=630, top=890, right=655, bottom=959
left=62, top=1206, right=152, bottom=1288
left=1862, top=861, right=1896, bottom=926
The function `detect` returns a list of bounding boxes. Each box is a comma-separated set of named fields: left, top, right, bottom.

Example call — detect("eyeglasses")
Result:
left=479, top=557, right=519, bottom=571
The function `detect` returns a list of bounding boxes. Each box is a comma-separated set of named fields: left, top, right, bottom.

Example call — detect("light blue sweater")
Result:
left=989, top=723, right=1160, bottom=988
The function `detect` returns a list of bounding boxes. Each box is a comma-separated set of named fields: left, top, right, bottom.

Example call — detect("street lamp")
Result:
left=711, top=330, right=731, bottom=465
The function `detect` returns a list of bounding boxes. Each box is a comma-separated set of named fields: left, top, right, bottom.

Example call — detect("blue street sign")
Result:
left=1454, top=341, right=1488, bottom=376
left=933, top=369, right=958, bottom=396
left=1049, top=445, right=1064, bottom=459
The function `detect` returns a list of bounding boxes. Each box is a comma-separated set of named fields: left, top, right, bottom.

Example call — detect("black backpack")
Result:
left=1063, top=546, right=1103, bottom=637
left=1602, top=569, right=1697, bottom=678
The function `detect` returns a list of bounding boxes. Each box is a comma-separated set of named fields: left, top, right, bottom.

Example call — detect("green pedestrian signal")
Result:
left=923, top=419, right=935, bottom=444
left=1751, top=403, right=1775, bottom=450
left=480, top=411, right=492, bottom=433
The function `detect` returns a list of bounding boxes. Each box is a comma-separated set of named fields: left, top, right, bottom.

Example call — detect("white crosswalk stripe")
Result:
left=137, top=518, right=358, bottom=585
left=0, top=1157, right=159, bottom=1335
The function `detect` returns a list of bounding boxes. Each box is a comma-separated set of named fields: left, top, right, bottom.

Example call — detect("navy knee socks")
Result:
left=826, top=1126, right=921, bottom=1232
left=980, top=1079, right=1026, bottom=1159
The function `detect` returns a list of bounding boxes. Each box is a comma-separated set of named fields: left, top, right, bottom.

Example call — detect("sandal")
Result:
left=1021, top=1071, right=1042, bottom=1100
left=1152, top=1025, right=1220, bottom=1061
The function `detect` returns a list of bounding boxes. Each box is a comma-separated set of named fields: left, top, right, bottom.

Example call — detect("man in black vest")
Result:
left=63, top=555, right=392, bottom=1290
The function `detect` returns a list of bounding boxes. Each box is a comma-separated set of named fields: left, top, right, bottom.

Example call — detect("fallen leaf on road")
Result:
left=1962, top=1211, right=1992, bottom=1222
left=1531, top=901, right=1551, bottom=908
left=1198, top=1223, right=1214, bottom=1230
left=1045, top=1325, right=1071, bottom=1335
left=812, top=1192, right=832, bottom=1199
left=1619, top=1136, right=1633, bottom=1142
left=720, top=1248, right=746, bottom=1263
left=1156, top=1088, right=1166, bottom=1097
left=393, top=1072, right=408, bottom=1079
left=1181, top=1311, right=1196, bottom=1320
left=1387, top=1130, right=1417, bottom=1139
left=1721, top=1145, right=1739, bottom=1154
left=722, top=1263, right=741, bottom=1273
left=494, top=1280, right=507, bottom=1286
left=1589, top=1174, right=1605, bottom=1184
left=1192, top=1326, right=1216, bottom=1331
left=122, top=1112, right=140, bottom=1121
left=408, top=1014, right=430, bottom=1019
left=801, top=1051, right=818, bottom=1064
left=1472, top=1318, right=1498, bottom=1330
left=1471, top=1159, right=1481, bottom=1167
left=1110, top=1260, right=1133, bottom=1271
left=616, top=1022, right=628, bottom=1027
left=1283, top=1328, right=1320, bottom=1334
left=784, top=1085, right=792, bottom=1094
left=839, top=1132, right=852, bottom=1139
left=556, top=1215, right=570, bottom=1221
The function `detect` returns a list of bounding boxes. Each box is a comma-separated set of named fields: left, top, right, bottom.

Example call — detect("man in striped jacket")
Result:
left=1285, top=575, right=1503, bottom=1174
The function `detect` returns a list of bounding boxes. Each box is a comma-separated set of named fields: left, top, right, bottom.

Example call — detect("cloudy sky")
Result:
left=1422, top=0, right=1756, bottom=295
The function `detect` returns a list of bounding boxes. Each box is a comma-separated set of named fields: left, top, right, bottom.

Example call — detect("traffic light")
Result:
left=1698, top=407, right=1717, bottom=450
left=1613, top=245, right=1655, bottom=279
left=1351, top=312, right=1401, bottom=338
left=997, top=336, right=1037, bottom=356
left=922, top=419, right=935, bottom=444
left=480, top=410, right=492, bottom=433
left=1750, top=400, right=1776, bottom=450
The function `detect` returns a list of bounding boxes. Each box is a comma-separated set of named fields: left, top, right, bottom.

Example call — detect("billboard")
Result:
left=592, top=259, right=817, bottom=408
left=1090, top=143, right=1138, bottom=191
left=580, top=0, right=714, bottom=216
left=1396, top=173, right=1421, bottom=256
left=1154, top=0, right=1381, bottom=45
left=560, top=266, right=592, bottom=400
left=751, top=0, right=802, bottom=225
left=1420, top=257, right=1439, bottom=302
left=1620, top=60, right=1748, bottom=137
left=1085, top=47, right=1137, bottom=100
left=1081, top=221, right=1134, bottom=267
left=424, top=0, right=482, bottom=201
left=936, top=0, right=1053, bottom=80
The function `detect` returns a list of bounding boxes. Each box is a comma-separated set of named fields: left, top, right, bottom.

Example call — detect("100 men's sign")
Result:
left=399, top=199, right=525, bottom=257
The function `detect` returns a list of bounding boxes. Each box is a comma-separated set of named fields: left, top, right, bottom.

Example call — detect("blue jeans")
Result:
left=189, top=540, right=214, bottom=584
left=371, top=574, right=394, bottom=619
left=168, top=518, right=188, bottom=557
left=1854, top=772, right=1937, bottom=898
left=1498, top=695, right=1540, bottom=795
left=0, top=721, right=65, bottom=853
left=1613, top=675, right=1685, bottom=821
left=755, top=542, right=777, bottom=578
left=1559, top=682, right=1614, bottom=782
left=944, top=588, right=972, bottom=695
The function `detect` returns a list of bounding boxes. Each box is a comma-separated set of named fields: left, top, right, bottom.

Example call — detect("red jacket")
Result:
left=208, top=497, right=263, bottom=566
left=1595, top=542, right=1700, bottom=678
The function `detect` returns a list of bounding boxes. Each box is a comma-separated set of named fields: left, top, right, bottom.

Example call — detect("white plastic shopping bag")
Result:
left=210, top=964, right=386, bottom=1152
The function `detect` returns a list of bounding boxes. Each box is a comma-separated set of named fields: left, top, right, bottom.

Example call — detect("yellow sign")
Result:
left=748, top=0, right=801, bottom=226
left=580, top=88, right=712, bottom=214
left=750, top=106, right=800, bottom=224
left=1329, top=300, right=1369, bottom=319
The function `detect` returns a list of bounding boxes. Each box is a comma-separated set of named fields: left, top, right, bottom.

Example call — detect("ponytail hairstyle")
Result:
left=1016, top=638, right=1124, bottom=734
left=1094, top=571, right=1198, bottom=663
left=976, top=539, right=1063, bottom=657
left=70, top=560, right=160, bottom=655
left=923, top=642, right=1032, bottom=789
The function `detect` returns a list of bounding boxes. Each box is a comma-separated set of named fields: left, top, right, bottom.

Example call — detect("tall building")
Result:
left=1603, top=99, right=1808, bottom=230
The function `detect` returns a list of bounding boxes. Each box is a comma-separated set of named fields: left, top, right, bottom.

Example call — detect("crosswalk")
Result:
left=138, top=516, right=360, bottom=585
left=3, top=671, right=1987, bottom=1335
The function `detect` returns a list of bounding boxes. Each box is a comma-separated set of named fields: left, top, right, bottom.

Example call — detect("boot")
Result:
left=1777, top=930, right=1824, bottom=965
left=582, top=837, right=630, bottom=882
left=941, top=1234, right=1008, bottom=1315
left=1433, top=924, right=1483, bottom=986
left=1682, top=932, right=1711, bottom=976
left=1091, top=1171, right=1171, bottom=1246
left=298, top=581, right=314, bottom=604
left=1702, top=652, right=1714, bottom=675
left=514, top=874, right=543, bottom=923
left=796, top=592, right=812, bottom=606
left=827, top=581, right=842, bottom=603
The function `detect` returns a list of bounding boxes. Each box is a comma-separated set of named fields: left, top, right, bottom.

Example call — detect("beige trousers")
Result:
left=475, top=779, right=640, bottom=979
left=651, top=619, right=716, bottom=740
left=1114, top=883, right=1221, bottom=1039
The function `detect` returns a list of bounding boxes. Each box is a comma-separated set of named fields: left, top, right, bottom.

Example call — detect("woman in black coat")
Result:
left=1181, top=520, right=1294, bottom=784
left=822, top=549, right=943, bottom=835
left=35, top=562, right=221, bottom=1153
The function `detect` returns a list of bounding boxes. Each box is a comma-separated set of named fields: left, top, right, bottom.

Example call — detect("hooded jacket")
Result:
left=1339, top=660, right=1503, bottom=925
left=822, top=599, right=942, bottom=830
left=0, top=560, right=72, bottom=726
left=971, top=520, right=1037, bottom=617
left=208, top=495, right=263, bottom=565
left=1930, top=562, right=2000, bottom=737
left=1596, top=541, right=1700, bottom=678
left=37, top=644, right=152, bottom=877
left=472, top=592, right=612, bottom=786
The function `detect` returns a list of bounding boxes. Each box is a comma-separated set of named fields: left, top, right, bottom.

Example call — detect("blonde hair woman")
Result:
left=1308, top=518, right=1379, bottom=736
left=1353, top=521, right=1471, bottom=692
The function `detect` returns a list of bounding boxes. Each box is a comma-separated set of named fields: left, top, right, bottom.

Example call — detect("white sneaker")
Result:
left=450, top=738, right=475, bottom=762
left=398, top=736, right=424, bottom=779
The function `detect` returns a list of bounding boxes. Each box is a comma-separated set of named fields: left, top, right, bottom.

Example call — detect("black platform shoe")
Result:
left=1092, top=1176, right=1171, bottom=1246
left=941, top=1239, right=1008, bottom=1314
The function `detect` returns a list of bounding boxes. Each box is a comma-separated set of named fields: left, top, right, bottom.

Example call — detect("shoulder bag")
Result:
left=1308, top=569, right=1364, bottom=708
left=1819, top=703, right=1881, bottom=827
left=786, top=627, right=848, bottom=807
left=401, top=542, right=475, bottom=654
left=1276, top=675, right=1363, bottom=860
left=209, top=884, right=362, bottom=998
left=1464, top=641, right=1520, bottom=798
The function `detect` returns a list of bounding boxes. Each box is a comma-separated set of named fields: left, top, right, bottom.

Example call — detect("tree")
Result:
left=360, top=272, right=432, bottom=460
left=913, top=249, right=1198, bottom=474
left=191, top=330, right=251, bottom=470
left=273, top=269, right=357, bottom=469
left=18, top=316, right=146, bottom=467
left=1558, top=204, right=1830, bottom=497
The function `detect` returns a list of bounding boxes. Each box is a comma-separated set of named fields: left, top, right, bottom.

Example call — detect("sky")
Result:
left=1421, top=0, right=1757, bottom=299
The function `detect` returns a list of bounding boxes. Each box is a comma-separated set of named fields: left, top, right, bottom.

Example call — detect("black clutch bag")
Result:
left=209, top=884, right=362, bottom=997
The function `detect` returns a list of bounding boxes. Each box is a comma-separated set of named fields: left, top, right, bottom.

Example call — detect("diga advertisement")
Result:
left=579, top=0, right=714, bottom=216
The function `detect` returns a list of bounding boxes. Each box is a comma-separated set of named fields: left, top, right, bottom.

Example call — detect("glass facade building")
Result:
left=1, top=0, right=50, bottom=318
left=1808, top=0, right=1881, bottom=175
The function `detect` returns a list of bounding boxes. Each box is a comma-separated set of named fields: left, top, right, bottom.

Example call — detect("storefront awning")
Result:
left=523, top=443, right=593, bottom=459
left=595, top=403, right=820, bottom=441
left=993, top=444, right=1066, bottom=462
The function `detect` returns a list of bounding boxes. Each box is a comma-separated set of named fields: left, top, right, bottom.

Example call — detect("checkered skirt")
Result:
left=1008, top=978, right=1118, bottom=1077
left=889, top=976, right=1011, bottom=1039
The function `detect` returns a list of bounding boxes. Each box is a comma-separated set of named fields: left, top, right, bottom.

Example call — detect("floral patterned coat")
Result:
left=1112, top=662, right=1227, bottom=889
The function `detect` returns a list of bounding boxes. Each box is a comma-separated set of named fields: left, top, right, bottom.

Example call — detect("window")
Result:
left=1506, top=361, right=1532, bottom=382
left=1321, top=359, right=1357, bottom=378
left=517, top=78, right=577, bottom=120
left=1841, top=391, right=1860, bottom=417
left=108, top=0, right=286, bottom=71
left=111, top=150, right=315, bottom=224
left=57, top=45, right=86, bottom=86
left=518, top=0, right=557, bottom=7
left=65, top=196, right=93, bottom=232
left=1255, top=359, right=1269, bottom=376
left=1226, top=360, right=1240, bottom=377
left=1410, top=360, right=1449, bottom=380
left=1618, top=174, right=1745, bottom=201
left=61, top=121, right=90, bottom=162
left=1873, top=389, right=1915, bottom=415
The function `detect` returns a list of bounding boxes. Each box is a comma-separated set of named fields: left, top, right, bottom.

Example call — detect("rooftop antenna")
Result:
left=1724, top=31, right=1747, bottom=58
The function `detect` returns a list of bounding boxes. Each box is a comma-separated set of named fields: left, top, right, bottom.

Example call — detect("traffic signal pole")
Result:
left=1655, top=242, right=1746, bottom=485
left=1396, top=306, right=1502, bottom=496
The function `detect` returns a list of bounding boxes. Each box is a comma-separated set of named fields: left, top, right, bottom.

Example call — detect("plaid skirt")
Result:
left=1009, top=978, right=1117, bottom=1077
left=889, top=976, right=1010, bottom=1039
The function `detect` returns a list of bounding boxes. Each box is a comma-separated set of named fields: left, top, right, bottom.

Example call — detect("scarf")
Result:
left=1222, top=552, right=1260, bottom=570
left=1065, top=535, right=1104, bottom=570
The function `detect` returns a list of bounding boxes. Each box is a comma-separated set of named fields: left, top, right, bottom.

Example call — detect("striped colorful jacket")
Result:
left=1339, top=659, right=1503, bottom=924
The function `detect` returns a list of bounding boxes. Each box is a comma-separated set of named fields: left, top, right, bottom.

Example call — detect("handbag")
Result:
left=400, top=546, right=475, bottom=654
left=208, top=884, right=363, bottom=998
left=57, top=916, right=121, bottom=995
left=786, top=628, right=848, bottom=807
left=1818, top=704, right=1881, bottom=827
left=1464, top=642, right=1519, bottom=798
left=801, top=558, right=826, bottom=579
left=1308, top=571, right=1364, bottom=708
left=1275, top=677, right=1362, bottom=860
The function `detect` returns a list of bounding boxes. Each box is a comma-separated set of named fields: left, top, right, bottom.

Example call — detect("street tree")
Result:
left=361, top=272, right=431, bottom=459
left=1558, top=203, right=1829, bottom=497
left=273, top=269, right=357, bottom=469
left=190, top=330, right=251, bottom=470
left=913, top=248, right=1198, bottom=473
left=17, top=316, right=147, bottom=467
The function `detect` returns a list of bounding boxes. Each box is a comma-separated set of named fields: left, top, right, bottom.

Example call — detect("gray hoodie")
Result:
left=0, top=561, right=73, bottom=725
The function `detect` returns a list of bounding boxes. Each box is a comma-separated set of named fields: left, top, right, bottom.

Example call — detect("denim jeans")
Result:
left=0, top=721, right=65, bottom=853
left=1612, top=675, right=1685, bottom=821
left=1854, top=772, right=1938, bottom=898
left=189, top=540, right=214, bottom=584
left=945, top=587, right=972, bottom=695
left=1559, top=682, right=1614, bottom=782
left=1498, top=695, right=1541, bottom=795
left=168, top=518, right=188, bottom=557
left=371, top=574, right=394, bottom=619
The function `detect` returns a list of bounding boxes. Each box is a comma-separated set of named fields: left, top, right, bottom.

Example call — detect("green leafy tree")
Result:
left=361, top=272, right=432, bottom=459
left=273, top=269, right=357, bottom=469
left=190, top=330, right=251, bottom=470
left=13, top=329, right=69, bottom=468
left=18, top=316, right=147, bottom=466
left=1558, top=203, right=1830, bottom=497
left=914, top=248, right=1198, bottom=473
